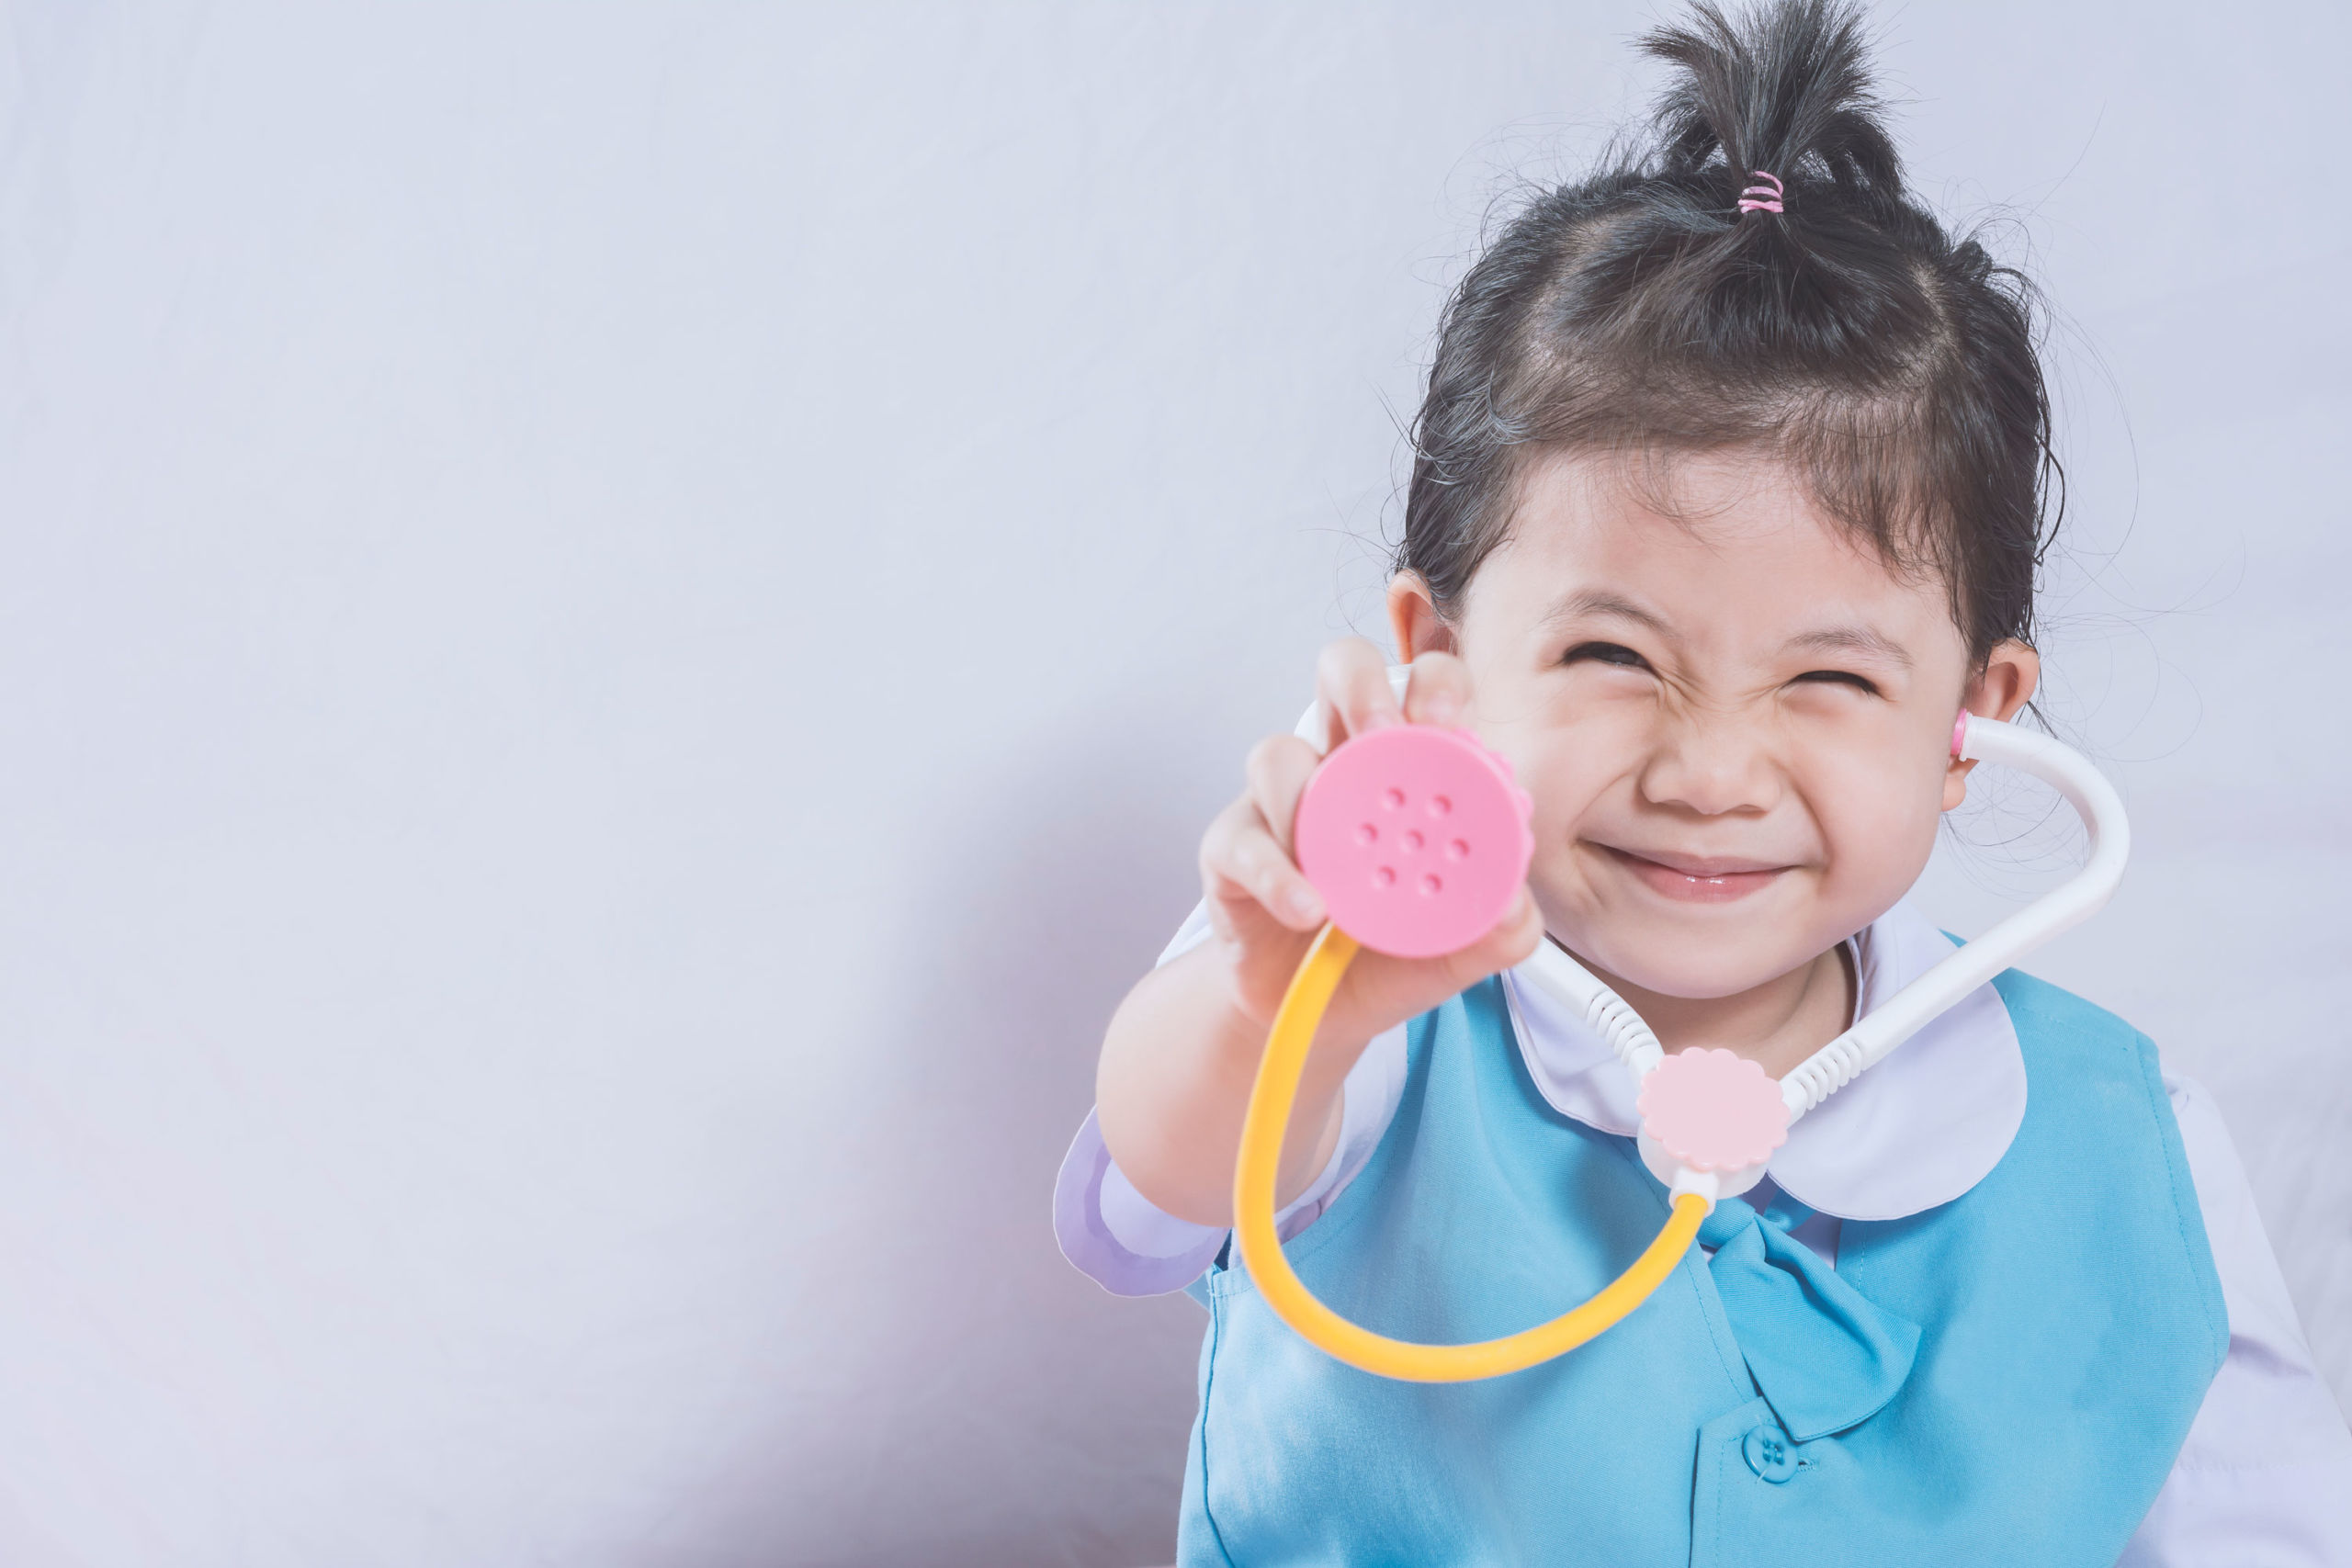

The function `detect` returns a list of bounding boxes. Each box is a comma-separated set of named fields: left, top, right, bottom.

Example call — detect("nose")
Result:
left=1637, top=711, right=1780, bottom=818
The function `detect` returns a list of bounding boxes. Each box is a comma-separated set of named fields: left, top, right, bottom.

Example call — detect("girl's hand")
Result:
left=1198, top=637, right=1544, bottom=1053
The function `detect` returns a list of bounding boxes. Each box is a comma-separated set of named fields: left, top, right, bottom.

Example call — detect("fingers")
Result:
left=1316, top=638, right=1475, bottom=750
left=1200, top=792, right=1328, bottom=934
left=1400, top=650, right=1471, bottom=729
left=1315, top=637, right=1402, bottom=750
left=1244, top=733, right=1321, bottom=856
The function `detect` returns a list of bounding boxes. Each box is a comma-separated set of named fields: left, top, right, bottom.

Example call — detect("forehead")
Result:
left=1464, top=447, right=1958, bottom=651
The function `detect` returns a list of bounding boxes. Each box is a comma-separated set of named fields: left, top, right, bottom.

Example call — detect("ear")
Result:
left=1386, top=572, right=1457, bottom=662
left=1942, top=639, right=2041, bottom=812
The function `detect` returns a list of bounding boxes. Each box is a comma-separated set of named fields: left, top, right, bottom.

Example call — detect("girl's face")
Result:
left=1402, top=448, right=2033, bottom=1001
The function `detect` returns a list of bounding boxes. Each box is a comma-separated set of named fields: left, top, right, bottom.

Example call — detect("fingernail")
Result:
left=1290, top=887, right=1326, bottom=923
left=1420, top=692, right=1461, bottom=728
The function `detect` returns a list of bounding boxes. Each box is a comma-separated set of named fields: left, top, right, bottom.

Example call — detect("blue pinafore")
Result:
left=1178, top=967, right=2226, bottom=1566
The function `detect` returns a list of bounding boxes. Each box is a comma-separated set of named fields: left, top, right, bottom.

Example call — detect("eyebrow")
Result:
left=1545, top=587, right=1914, bottom=671
left=1784, top=625, right=1915, bottom=670
left=1542, top=589, right=1675, bottom=638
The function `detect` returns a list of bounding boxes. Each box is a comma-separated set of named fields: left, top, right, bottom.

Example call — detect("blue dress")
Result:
left=1177, top=967, right=2227, bottom=1566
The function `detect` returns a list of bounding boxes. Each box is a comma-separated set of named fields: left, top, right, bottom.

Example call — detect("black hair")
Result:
left=1400, top=0, right=2056, bottom=665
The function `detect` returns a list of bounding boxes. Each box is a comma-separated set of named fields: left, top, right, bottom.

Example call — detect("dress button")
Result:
left=1742, top=1422, right=1800, bottom=1483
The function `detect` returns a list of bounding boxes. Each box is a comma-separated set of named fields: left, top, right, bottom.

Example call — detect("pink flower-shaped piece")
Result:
left=1636, top=1047, right=1790, bottom=1173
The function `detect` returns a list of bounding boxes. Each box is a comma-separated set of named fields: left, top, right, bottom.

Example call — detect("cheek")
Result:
left=1804, top=741, right=1948, bottom=902
left=1483, top=708, right=1634, bottom=849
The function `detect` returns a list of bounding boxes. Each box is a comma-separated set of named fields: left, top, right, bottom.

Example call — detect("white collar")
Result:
left=1499, top=898, right=2027, bottom=1222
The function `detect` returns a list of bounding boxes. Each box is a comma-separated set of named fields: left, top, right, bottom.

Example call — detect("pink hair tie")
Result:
left=1737, top=170, right=1784, bottom=215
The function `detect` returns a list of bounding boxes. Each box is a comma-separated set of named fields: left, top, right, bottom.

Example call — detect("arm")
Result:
left=2119, top=1072, right=2352, bottom=1566
left=1053, top=998, right=1412, bottom=1297
left=1095, top=935, right=1358, bottom=1226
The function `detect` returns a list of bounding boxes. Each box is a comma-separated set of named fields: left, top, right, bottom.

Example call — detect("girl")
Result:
left=1056, top=3, right=2351, bottom=1562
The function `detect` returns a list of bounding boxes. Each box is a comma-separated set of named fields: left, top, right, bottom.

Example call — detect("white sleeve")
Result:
left=2118, top=1073, right=2352, bottom=1565
left=1052, top=903, right=1411, bottom=1296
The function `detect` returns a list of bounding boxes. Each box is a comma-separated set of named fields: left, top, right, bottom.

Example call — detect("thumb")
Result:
left=1457, top=886, right=1544, bottom=984
left=1501, top=886, right=1546, bottom=959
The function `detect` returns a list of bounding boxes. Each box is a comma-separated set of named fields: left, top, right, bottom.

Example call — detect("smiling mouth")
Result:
left=1591, top=843, right=1794, bottom=903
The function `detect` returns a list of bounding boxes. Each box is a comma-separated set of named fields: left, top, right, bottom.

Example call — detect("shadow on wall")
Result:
left=666, top=702, right=1230, bottom=1568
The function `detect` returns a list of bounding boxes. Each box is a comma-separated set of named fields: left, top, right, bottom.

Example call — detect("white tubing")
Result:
left=1515, top=716, right=2129, bottom=1122
left=1519, top=940, right=1667, bottom=1078
left=1776, top=716, right=2129, bottom=1117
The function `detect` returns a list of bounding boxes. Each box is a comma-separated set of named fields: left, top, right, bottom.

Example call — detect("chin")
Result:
left=1548, top=901, right=1830, bottom=1001
left=1597, top=943, right=1798, bottom=1001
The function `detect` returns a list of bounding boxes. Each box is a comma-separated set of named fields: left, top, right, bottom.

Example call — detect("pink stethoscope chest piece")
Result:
left=1635, top=1047, right=1790, bottom=1173
left=1292, top=725, right=1534, bottom=960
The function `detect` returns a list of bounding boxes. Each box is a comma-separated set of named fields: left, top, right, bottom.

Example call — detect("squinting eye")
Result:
left=1563, top=641, right=1651, bottom=671
left=1792, top=670, right=1880, bottom=695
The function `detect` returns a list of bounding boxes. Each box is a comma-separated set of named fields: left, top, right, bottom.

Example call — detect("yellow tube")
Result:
left=1232, top=921, right=1709, bottom=1382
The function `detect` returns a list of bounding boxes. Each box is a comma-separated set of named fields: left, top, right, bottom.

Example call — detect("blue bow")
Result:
left=1696, top=1193, right=1921, bottom=1441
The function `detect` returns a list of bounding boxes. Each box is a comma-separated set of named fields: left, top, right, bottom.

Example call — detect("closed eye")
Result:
left=1563, top=641, right=1652, bottom=671
left=1792, top=669, right=1881, bottom=695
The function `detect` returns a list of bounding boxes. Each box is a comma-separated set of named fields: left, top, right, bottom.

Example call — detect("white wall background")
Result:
left=1, top=4, right=2344, bottom=1564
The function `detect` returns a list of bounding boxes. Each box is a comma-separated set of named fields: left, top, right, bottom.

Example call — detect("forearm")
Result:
left=1094, top=942, right=1370, bottom=1227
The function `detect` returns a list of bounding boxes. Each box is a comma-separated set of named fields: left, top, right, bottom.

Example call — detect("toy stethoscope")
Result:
left=1234, top=704, right=2126, bottom=1383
